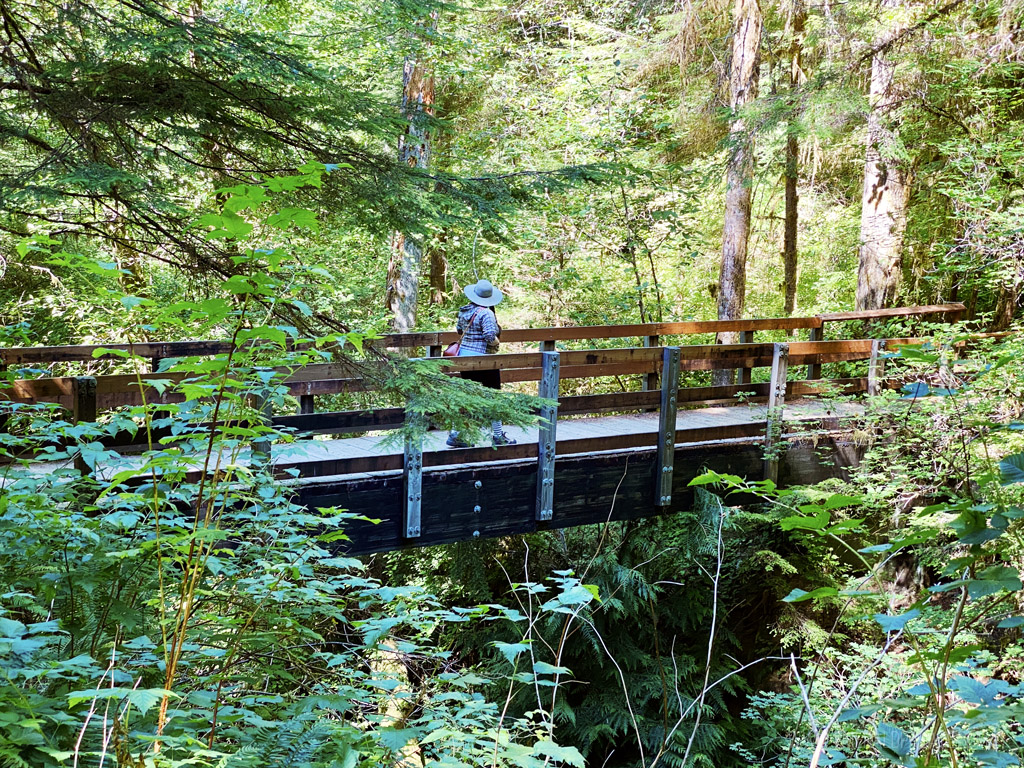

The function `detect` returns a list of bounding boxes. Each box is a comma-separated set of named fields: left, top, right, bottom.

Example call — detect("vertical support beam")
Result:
left=251, top=387, right=273, bottom=466
left=428, top=344, right=443, bottom=358
left=738, top=329, right=754, bottom=385
left=72, top=376, right=97, bottom=474
left=403, top=409, right=424, bottom=538
left=807, top=326, right=823, bottom=380
left=535, top=351, right=560, bottom=522
left=539, top=339, right=556, bottom=353
left=72, top=376, right=98, bottom=425
left=764, top=343, right=789, bottom=484
left=656, top=346, right=681, bottom=507
left=150, top=357, right=163, bottom=373
left=642, top=335, right=660, bottom=392
left=298, top=395, right=315, bottom=415
left=867, top=339, right=887, bottom=396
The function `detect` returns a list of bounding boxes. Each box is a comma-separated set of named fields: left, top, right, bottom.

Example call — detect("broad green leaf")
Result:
left=493, top=641, right=531, bottom=664
left=974, top=750, right=1020, bottom=767
left=532, top=739, right=585, bottom=767
left=874, top=609, right=920, bottom=634
left=1000, top=453, right=1024, bottom=485
left=780, top=507, right=829, bottom=531
left=876, top=722, right=915, bottom=767
left=782, top=587, right=838, bottom=603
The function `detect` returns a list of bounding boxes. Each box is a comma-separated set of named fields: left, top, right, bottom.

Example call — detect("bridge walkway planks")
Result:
left=271, top=399, right=855, bottom=477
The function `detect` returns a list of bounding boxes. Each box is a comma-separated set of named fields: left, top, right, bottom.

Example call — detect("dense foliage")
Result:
left=1, top=0, right=1023, bottom=765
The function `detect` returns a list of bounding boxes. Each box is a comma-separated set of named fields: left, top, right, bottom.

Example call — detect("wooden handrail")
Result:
left=0, top=337, right=928, bottom=410
left=0, top=304, right=965, bottom=367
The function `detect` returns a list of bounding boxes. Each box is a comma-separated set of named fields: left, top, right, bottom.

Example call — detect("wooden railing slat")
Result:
left=0, top=305, right=964, bottom=365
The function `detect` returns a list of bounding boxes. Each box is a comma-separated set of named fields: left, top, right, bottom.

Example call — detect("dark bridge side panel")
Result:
left=295, top=439, right=862, bottom=556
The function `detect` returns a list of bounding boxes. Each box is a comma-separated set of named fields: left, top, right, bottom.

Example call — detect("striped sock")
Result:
left=492, top=421, right=503, bottom=440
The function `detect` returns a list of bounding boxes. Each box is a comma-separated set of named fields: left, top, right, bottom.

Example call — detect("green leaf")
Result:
left=493, top=641, right=531, bottom=664
left=874, top=609, right=920, bottom=634
left=532, top=739, right=585, bottom=767
left=876, top=722, right=915, bottom=767
left=780, top=507, right=829, bottom=531
left=967, top=566, right=1022, bottom=599
left=974, top=750, right=1020, bottom=767
left=1000, top=453, right=1024, bottom=485
left=782, top=587, right=838, bottom=603
left=997, top=617, right=1024, bottom=628
left=823, top=494, right=862, bottom=510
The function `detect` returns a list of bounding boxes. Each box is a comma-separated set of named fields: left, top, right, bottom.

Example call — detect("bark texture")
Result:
left=782, top=0, right=805, bottom=320
left=856, top=0, right=911, bottom=311
left=384, top=53, right=435, bottom=332
left=714, top=0, right=762, bottom=384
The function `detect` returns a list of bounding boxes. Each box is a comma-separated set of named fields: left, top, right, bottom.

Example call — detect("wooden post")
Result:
left=72, top=376, right=97, bottom=474
left=298, top=395, right=315, bottom=415
left=807, top=326, right=823, bottom=380
left=536, top=351, right=560, bottom=522
left=150, top=357, right=164, bottom=373
left=867, top=339, right=886, bottom=396
left=764, top=343, right=789, bottom=484
left=403, top=409, right=424, bottom=538
left=738, top=329, right=754, bottom=385
left=656, top=346, right=681, bottom=507
left=642, top=334, right=660, bottom=392
left=428, top=344, right=443, bottom=358
left=251, top=387, right=273, bottom=466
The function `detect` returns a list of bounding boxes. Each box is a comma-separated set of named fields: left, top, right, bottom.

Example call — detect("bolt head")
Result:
left=474, top=480, right=482, bottom=489
left=473, top=505, right=482, bottom=513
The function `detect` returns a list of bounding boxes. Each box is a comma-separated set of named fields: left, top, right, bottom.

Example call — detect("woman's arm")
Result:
left=481, top=309, right=500, bottom=343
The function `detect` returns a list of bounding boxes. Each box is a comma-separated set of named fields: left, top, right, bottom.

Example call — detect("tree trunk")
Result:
left=991, top=281, right=1020, bottom=331
left=714, top=0, right=762, bottom=385
left=782, top=0, right=804, bottom=321
left=855, top=0, right=911, bottom=311
left=385, top=52, right=435, bottom=332
left=428, top=232, right=449, bottom=304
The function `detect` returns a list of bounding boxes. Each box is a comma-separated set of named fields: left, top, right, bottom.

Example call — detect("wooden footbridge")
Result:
left=0, top=304, right=964, bottom=554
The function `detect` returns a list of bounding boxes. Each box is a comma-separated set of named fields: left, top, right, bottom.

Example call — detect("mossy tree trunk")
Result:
left=855, top=0, right=911, bottom=311
left=782, top=0, right=805, bottom=321
left=385, top=50, right=435, bottom=332
left=714, top=0, right=762, bottom=385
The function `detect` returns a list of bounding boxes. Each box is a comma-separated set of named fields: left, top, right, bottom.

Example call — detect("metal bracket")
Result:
left=72, top=376, right=97, bottom=424
left=867, top=339, right=887, bottom=396
left=656, top=346, right=681, bottom=507
left=403, top=409, right=424, bottom=538
left=764, top=343, right=790, bottom=484
left=535, top=351, right=560, bottom=521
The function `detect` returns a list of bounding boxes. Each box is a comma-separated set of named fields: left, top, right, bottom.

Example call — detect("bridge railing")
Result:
left=0, top=305, right=970, bottom=537
left=0, top=303, right=963, bottom=369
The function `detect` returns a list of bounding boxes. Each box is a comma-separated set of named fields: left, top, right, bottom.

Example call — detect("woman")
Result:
left=447, top=279, right=517, bottom=448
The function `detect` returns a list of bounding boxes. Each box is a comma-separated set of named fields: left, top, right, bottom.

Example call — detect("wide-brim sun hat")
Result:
left=463, top=278, right=503, bottom=307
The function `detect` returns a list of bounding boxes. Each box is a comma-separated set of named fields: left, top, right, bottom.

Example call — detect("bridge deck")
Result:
left=65, top=398, right=857, bottom=483
left=273, top=399, right=854, bottom=478
left=286, top=399, right=865, bottom=555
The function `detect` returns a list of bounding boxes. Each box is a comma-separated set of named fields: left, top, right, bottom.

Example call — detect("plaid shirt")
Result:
left=457, top=305, right=500, bottom=355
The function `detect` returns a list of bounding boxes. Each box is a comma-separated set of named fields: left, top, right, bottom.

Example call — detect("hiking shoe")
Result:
left=446, top=434, right=472, bottom=449
left=492, top=432, right=517, bottom=446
